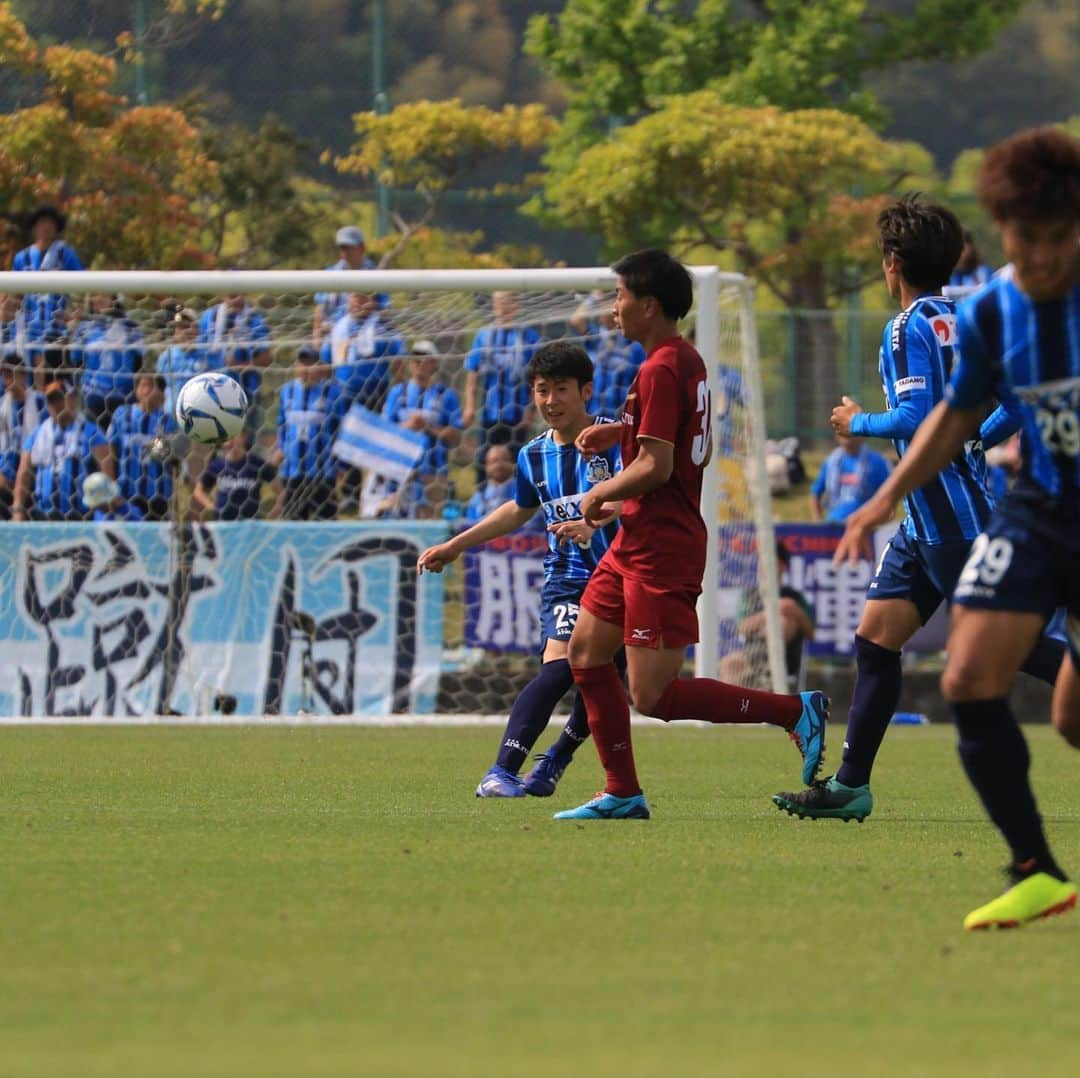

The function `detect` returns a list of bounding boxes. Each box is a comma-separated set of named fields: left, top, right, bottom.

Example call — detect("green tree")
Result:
left=0, top=3, right=219, bottom=268
left=334, top=98, right=556, bottom=267
left=542, top=93, right=936, bottom=422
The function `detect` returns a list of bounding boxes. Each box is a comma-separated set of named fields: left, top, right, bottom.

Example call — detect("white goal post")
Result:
left=0, top=267, right=785, bottom=718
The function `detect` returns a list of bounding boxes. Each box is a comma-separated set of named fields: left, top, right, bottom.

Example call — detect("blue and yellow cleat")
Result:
left=964, top=871, right=1078, bottom=931
left=790, top=691, right=829, bottom=785
left=475, top=765, right=526, bottom=798
left=553, top=792, right=650, bottom=820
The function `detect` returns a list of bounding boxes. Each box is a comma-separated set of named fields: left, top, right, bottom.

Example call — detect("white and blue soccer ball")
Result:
left=175, top=372, right=249, bottom=444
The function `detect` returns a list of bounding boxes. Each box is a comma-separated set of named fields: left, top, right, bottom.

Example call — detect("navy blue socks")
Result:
left=495, top=659, right=575, bottom=773
left=835, top=634, right=903, bottom=788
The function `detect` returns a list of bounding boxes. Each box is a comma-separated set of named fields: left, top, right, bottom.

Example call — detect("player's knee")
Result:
left=1052, top=706, right=1080, bottom=750
left=627, top=679, right=664, bottom=718
left=941, top=660, right=990, bottom=702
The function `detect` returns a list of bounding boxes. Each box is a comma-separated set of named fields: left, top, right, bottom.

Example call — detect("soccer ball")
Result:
left=175, top=372, right=249, bottom=444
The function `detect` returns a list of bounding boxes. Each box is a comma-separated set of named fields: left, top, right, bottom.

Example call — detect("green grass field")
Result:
left=3, top=724, right=1079, bottom=1077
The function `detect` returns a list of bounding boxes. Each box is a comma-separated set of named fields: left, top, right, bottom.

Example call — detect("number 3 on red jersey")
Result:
left=691, top=378, right=711, bottom=467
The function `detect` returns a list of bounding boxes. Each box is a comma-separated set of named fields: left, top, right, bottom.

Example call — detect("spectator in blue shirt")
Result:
left=156, top=306, right=223, bottom=416
left=810, top=434, right=892, bottom=523
left=463, top=443, right=544, bottom=537
left=194, top=432, right=278, bottom=520
left=12, top=205, right=84, bottom=330
left=322, top=291, right=404, bottom=410
left=949, top=229, right=994, bottom=290
left=12, top=379, right=110, bottom=521
left=82, top=472, right=145, bottom=523
left=570, top=291, right=646, bottom=417
left=274, top=346, right=348, bottom=521
left=463, top=291, right=539, bottom=476
left=70, top=294, right=144, bottom=429
left=379, top=339, right=463, bottom=518
left=0, top=360, right=47, bottom=519
left=107, top=372, right=176, bottom=521
left=198, top=293, right=272, bottom=429
left=313, top=226, right=389, bottom=344
left=0, top=293, right=47, bottom=386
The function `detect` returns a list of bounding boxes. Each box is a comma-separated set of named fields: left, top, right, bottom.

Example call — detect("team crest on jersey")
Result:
left=586, top=456, right=612, bottom=484
left=930, top=313, right=957, bottom=346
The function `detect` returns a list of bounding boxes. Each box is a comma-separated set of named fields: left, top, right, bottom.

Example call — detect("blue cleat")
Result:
left=475, top=765, right=526, bottom=798
left=790, top=691, right=829, bottom=785
left=553, top=792, right=651, bottom=820
left=522, top=750, right=571, bottom=797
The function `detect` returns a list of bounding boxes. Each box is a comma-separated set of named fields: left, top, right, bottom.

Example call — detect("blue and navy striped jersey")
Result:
left=382, top=380, right=463, bottom=475
left=277, top=378, right=348, bottom=481
left=584, top=326, right=646, bottom=416
left=0, top=389, right=46, bottom=482
left=514, top=424, right=621, bottom=583
left=947, top=271, right=1080, bottom=508
left=850, top=295, right=994, bottom=543
left=106, top=405, right=177, bottom=503
left=25, top=415, right=105, bottom=517
left=464, top=325, right=540, bottom=426
left=198, top=304, right=272, bottom=402
left=70, top=317, right=144, bottom=402
left=322, top=312, right=405, bottom=406
left=156, top=345, right=224, bottom=415
left=13, top=242, right=84, bottom=326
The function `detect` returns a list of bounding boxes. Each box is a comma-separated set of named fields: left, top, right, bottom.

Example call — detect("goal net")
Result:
left=0, top=268, right=783, bottom=719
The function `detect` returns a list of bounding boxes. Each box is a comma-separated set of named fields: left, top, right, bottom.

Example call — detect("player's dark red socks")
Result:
left=547, top=651, right=625, bottom=761
left=835, top=634, right=902, bottom=787
left=495, top=659, right=574, bottom=773
left=571, top=662, right=640, bottom=797
left=649, top=676, right=801, bottom=728
left=952, top=697, right=1067, bottom=882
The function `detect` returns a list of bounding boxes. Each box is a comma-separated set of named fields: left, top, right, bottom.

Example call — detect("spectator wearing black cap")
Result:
left=12, top=205, right=84, bottom=331
left=70, top=294, right=145, bottom=429
left=155, top=306, right=223, bottom=417
left=272, top=346, right=348, bottom=521
left=719, top=539, right=816, bottom=691
left=12, top=379, right=109, bottom=521
left=0, top=360, right=47, bottom=519
left=194, top=431, right=278, bottom=521
left=313, top=225, right=389, bottom=345
left=106, top=372, right=176, bottom=521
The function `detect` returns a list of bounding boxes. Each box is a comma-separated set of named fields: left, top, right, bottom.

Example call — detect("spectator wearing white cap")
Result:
left=82, top=472, right=144, bottom=523
left=313, top=225, right=389, bottom=344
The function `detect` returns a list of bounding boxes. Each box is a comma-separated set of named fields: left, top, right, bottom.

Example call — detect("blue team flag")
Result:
left=333, top=402, right=426, bottom=483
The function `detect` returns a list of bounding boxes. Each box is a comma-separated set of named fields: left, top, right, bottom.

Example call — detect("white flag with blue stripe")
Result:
left=333, top=403, right=426, bottom=483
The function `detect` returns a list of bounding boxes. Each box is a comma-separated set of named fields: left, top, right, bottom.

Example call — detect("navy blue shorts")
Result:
left=953, top=498, right=1080, bottom=628
left=539, top=577, right=588, bottom=648
left=868, top=527, right=973, bottom=624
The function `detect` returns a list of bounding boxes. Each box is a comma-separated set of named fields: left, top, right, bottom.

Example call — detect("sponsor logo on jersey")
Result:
left=930, top=313, right=957, bottom=346
left=893, top=375, right=927, bottom=395
left=585, top=456, right=612, bottom=484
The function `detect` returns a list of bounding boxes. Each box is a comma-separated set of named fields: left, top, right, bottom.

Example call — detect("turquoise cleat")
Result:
left=790, top=691, right=829, bottom=785
left=553, top=792, right=651, bottom=820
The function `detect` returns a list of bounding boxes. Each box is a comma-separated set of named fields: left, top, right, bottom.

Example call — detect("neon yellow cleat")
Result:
left=964, top=872, right=1078, bottom=931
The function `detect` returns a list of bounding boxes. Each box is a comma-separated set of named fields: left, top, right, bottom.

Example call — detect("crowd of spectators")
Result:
left=0, top=209, right=648, bottom=525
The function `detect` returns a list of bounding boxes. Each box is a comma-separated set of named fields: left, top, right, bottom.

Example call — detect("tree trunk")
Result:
left=788, top=263, right=842, bottom=447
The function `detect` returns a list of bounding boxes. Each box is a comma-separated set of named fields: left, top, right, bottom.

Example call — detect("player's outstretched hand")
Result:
left=575, top=423, right=623, bottom=455
left=834, top=493, right=896, bottom=566
left=548, top=520, right=593, bottom=548
left=417, top=542, right=459, bottom=574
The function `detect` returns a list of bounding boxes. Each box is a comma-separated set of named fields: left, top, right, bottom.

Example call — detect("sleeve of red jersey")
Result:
left=634, top=356, right=681, bottom=445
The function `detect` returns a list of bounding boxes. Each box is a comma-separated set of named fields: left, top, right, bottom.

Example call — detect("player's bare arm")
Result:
left=417, top=499, right=535, bottom=573
left=575, top=422, right=624, bottom=455
left=579, top=438, right=673, bottom=525
left=835, top=400, right=983, bottom=564
left=548, top=499, right=621, bottom=546
left=830, top=396, right=863, bottom=436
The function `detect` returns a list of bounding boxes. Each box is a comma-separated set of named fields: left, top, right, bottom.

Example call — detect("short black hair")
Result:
left=135, top=371, right=167, bottom=392
left=877, top=195, right=964, bottom=292
left=525, top=340, right=594, bottom=387
left=611, top=248, right=693, bottom=321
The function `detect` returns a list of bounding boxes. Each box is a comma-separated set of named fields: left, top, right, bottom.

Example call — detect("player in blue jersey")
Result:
left=775, top=195, right=1065, bottom=824
left=838, top=128, right=1080, bottom=929
left=417, top=341, right=623, bottom=798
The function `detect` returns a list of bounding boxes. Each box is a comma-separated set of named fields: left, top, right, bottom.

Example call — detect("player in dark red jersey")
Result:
left=554, top=249, right=830, bottom=820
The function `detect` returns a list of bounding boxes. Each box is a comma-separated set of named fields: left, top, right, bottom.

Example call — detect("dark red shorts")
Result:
left=581, top=559, right=701, bottom=649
